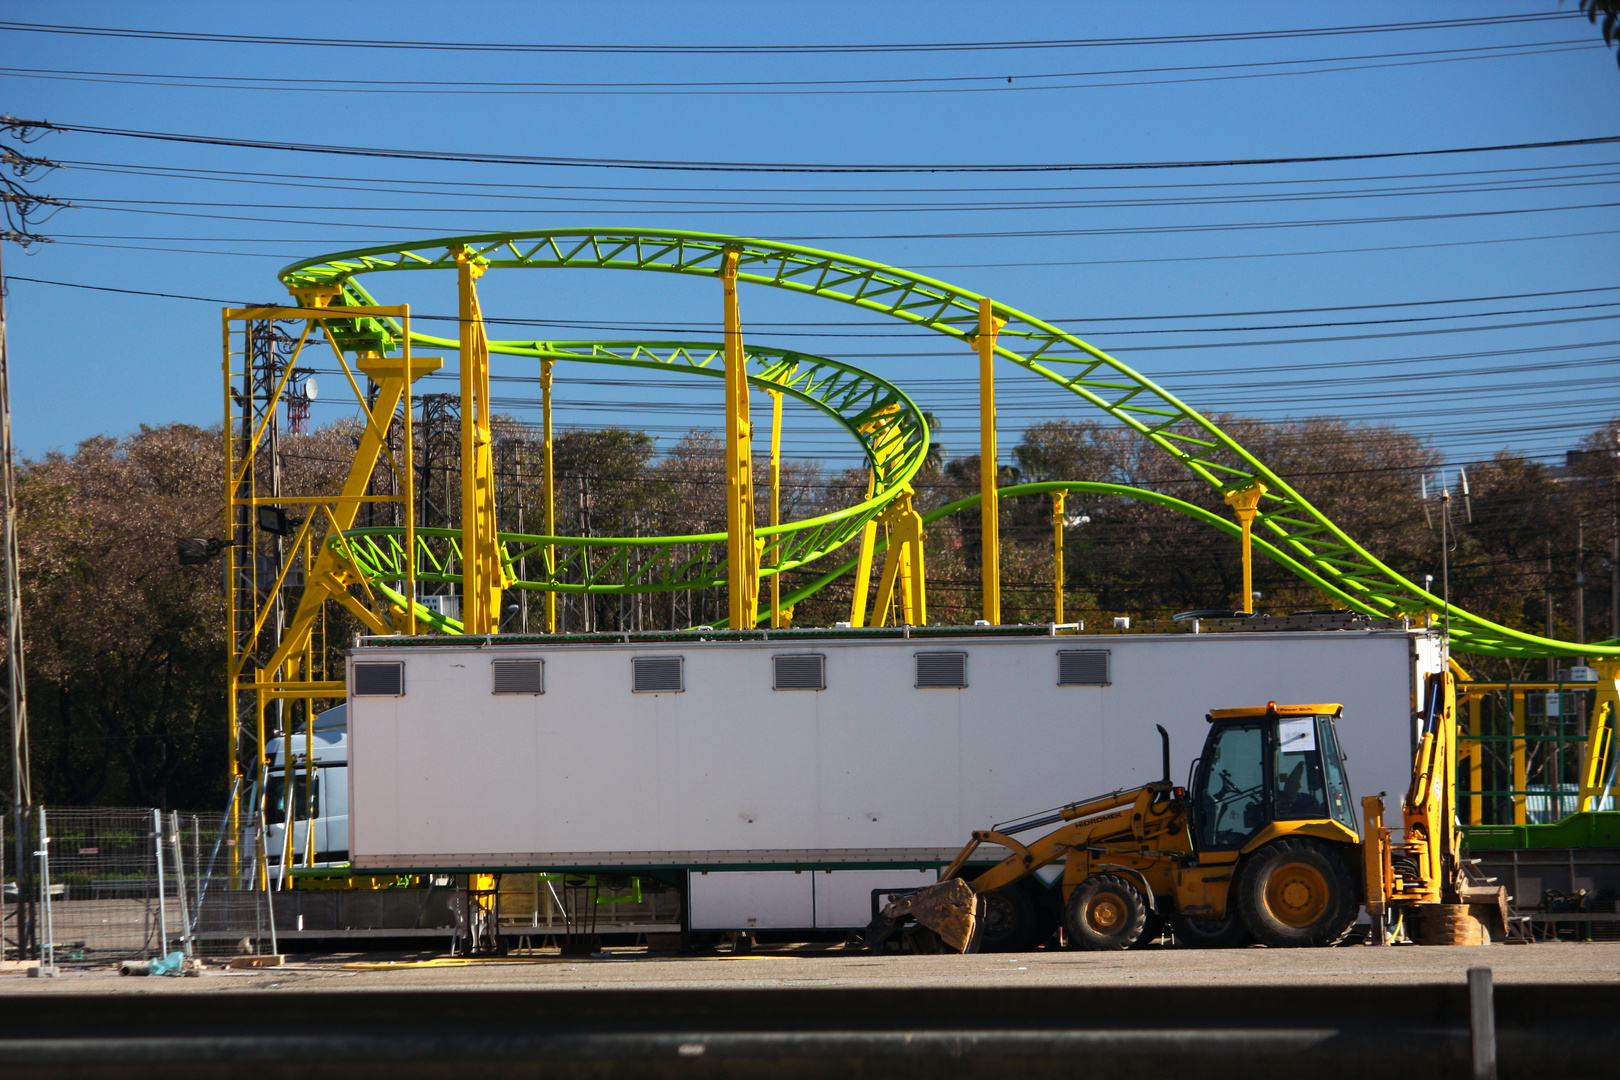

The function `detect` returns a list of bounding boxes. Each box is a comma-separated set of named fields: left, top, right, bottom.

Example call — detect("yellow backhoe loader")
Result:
left=869, top=669, right=1499, bottom=952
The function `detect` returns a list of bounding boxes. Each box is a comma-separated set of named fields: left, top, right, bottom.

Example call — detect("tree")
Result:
left=1582, top=0, right=1620, bottom=69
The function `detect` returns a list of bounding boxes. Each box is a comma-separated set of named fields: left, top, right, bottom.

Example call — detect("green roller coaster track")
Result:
left=280, top=228, right=1616, bottom=660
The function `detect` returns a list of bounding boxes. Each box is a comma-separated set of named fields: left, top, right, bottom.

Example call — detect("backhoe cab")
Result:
left=870, top=702, right=1366, bottom=952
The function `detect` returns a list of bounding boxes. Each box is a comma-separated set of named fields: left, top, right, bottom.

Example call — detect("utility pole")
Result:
left=0, top=240, right=35, bottom=959
left=1546, top=541, right=1556, bottom=681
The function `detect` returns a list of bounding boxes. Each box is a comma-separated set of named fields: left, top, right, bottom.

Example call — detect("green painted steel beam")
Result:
left=282, top=228, right=1614, bottom=660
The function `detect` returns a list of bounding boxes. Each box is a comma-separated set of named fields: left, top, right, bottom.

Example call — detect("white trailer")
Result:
left=343, top=625, right=1441, bottom=933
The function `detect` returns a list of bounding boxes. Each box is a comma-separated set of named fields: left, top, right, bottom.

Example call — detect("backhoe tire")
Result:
left=1065, top=874, right=1148, bottom=951
left=1238, top=837, right=1359, bottom=948
left=977, top=880, right=1044, bottom=952
left=1167, top=912, right=1250, bottom=949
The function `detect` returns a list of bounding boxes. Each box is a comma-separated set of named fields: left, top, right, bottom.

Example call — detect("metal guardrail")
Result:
left=2, top=972, right=1615, bottom=1078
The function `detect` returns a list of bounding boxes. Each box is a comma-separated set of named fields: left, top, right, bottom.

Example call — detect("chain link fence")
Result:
left=4, top=806, right=278, bottom=962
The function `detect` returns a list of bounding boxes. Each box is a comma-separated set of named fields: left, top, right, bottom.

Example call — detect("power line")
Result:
left=61, top=170, right=1620, bottom=215
left=0, top=40, right=1596, bottom=97
left=25, top=120, right=1620, bottom=174
left=0, top=12, right=1575, bottom=55
left=48, top=225, right=1620, bottom=268
left=59, top=153, right=1620, bottom=197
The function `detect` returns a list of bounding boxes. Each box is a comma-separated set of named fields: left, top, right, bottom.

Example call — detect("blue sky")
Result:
left=1, top=1, right=1616, bottom=474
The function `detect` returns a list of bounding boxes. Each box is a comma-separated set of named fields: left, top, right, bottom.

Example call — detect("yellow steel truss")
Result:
left=456, top=248, right=505, bottom=633
left=224, top=296, right=434, bottom=879
left=720, top=250, right=760, bottom=629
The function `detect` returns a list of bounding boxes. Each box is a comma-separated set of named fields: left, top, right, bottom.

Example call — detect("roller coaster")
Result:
left=220, top=228, right=1620, bottom=775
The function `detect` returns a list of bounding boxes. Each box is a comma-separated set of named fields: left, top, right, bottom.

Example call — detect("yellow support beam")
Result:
left=1052, top=491, right=1066, bottom=625
left=456, top=248, right=503, bottom=633
left=1580, top=660, right=1619, bottom=810
left=1467, top=694, right=1483, bottom=826
left=973, top=298, right=1004, bottom=625
left=720, top=250, right=759, bottom=630
left=768, top=382, right=785, bottom=629
left=541, top=357, right=556, bottom=633
left=1223, top=482, right=1267, bottom=614
left=849, top=471, right=877, bottom=627
left=1512, top=690, right=1528, bottom=826
left=865, top=488, right=927, bottom=627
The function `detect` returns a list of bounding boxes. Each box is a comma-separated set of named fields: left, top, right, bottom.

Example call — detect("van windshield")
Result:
left=264, top=773, right=318, bottom=825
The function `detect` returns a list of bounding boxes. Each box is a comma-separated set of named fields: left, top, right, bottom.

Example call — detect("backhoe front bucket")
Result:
left=870, top=879, right=978, bottom=953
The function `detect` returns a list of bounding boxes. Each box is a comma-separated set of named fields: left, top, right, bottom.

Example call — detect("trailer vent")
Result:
left=632, top=656, right=684, bottom=693
left=773, top=653, right=825, bottom=691
left=352, top=661, right=404, bottom=697
left=915, top=652, right=967, bottom=689
left=492, top=659, right=544, bottom=695
left=1058, top=649, right=1110, bottom=686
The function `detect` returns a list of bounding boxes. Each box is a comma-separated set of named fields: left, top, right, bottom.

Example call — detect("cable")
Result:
left=28, top=120, right=1620, bottom=174
left=47, top=226, right=1620, bottom=268
left=0, top=41, right=1596, bottom=97
left=0, top=12, right=1576, bottom=55
left=62, top=171, right=1620, bottom=215
left=53, top=196, right=1620, bottom=240
left=57, top=153, right=1620, bottom=197
left=13, top=276, right=1620, bottom=351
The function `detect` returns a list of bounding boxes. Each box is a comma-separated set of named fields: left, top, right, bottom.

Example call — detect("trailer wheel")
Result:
left=1167, top=912, right=1250, bottom=949
left=1065, top=874, right=1148, bottom=951
left=977, top=881, right=1043, bottom=952
left=1238, top=837, right=1358, bottom=947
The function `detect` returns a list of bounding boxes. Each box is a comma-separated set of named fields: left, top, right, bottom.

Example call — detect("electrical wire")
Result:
left=0, top=41, right=1597, bottom=97
left=0, top=12, right=1576, bottom=55
left=29, top=120, right=1620, bottom=174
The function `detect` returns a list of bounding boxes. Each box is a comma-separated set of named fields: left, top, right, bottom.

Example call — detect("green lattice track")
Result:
left=281, top=228, right=1615, bottom=660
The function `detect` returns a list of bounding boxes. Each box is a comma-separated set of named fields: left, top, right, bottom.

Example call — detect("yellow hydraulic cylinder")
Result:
left=720, top=250, right=760, bottom=629
left=541, top=358, right=556, bottom=633
left=456, top=248, right=504, bottom=633
left=974, top=298, right=1004, bottom=625
left=1052, top=491, right=1066, bottom=625
left=1223, top=482, right=1267, bottom=614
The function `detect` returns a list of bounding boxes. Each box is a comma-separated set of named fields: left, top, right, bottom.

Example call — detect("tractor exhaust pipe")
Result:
left=1157, top=725, right=1171, bottom=784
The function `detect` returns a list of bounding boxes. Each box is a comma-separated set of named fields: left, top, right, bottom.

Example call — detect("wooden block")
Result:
left=228, top=952, right=285, bottom=971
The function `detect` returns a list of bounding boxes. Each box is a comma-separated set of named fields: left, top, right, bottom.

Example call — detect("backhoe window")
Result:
left=1318, top=716, right=1357, bottom=830
left=1273, top=717, right=1328, bottom=820
left=1197, top=723, right=1266, bottom=849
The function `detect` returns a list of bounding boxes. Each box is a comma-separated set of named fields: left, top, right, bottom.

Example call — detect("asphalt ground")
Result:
left=4, top=940, right=1618, bottom=993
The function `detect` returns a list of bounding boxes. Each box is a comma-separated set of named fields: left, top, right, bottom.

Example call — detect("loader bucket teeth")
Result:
left=875, top=879, right=978, bottom=953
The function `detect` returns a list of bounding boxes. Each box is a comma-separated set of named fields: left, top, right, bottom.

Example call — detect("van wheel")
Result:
left=977, top=881, right=1042, bottom=952
left=1238, top=837, right=1358, bottom=947
left=1167, top=912, right=1250, bottom=949
left=1065, top=874, right=1147, bottom=951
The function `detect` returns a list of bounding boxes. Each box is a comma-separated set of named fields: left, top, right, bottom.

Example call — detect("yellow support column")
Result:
left=866, top=488, right=926, bottom=627
left=720, top=250, right=759, bottom=630
left=1580, top=660, right=1619, bottom=810
left=1224, top=482, right=1267, bottom=614
left=973, top=298, right=1004, bottom=625
left=768, top=382, right=784, bottom=628
left=1512, top=689, right=1528, bottom=826
left=1467, top=694, right=1483, bottom=825
left=457, top=248, right=503, bottom=634
left=1052, top=491, right=1066, bottom=625
left=849, top=472, right=877, bottom=626
left=541, top=357, right=556, bottom=633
